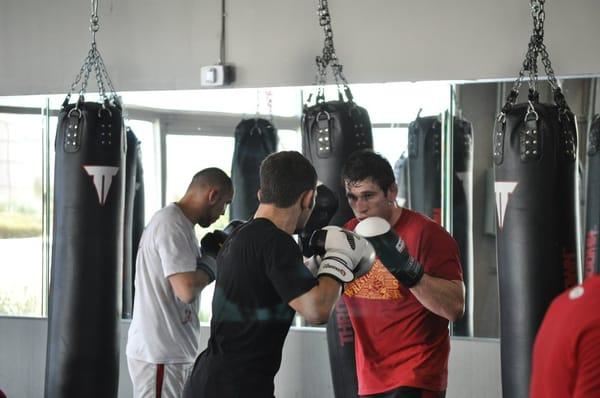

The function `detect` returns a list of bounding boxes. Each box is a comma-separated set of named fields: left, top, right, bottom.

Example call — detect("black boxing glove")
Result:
left=355, top=217, right=424, bottom=288
left=298, top=184, right=338, bottom=257
left=197, top=220, right=245, bottom=282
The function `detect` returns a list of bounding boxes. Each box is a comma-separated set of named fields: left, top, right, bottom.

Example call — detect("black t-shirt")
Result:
left=184, top=218, right=317, bottom=398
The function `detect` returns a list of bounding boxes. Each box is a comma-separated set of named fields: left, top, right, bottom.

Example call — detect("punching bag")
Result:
left=122, top=127, right=144, bottom=319
left=406, top=115, right=474, bottom=336
left=393, top=152, right=408, bottom=206
left=230, top=118, right=278, bottom=221
left=45, top=101, right=125, bottom=398
left=450, top=118, right=473, bottom=336
left=494, top=99, right=578, bottom=397
left=407, top=116, right=442, bottom=223
left=302, top=93, right=373, bottom=226
left=585, top=115, right=600, bottom=278
left=302, top=88, right=372, bottom=398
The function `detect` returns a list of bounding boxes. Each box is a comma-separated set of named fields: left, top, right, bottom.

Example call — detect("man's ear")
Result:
left=207, top=188, right=220, bottom=204
left=301, top=189, right=316, bottom=210
left=386, top=183, right=398, bottom=201
left=257, top=189, right=262, bottom=202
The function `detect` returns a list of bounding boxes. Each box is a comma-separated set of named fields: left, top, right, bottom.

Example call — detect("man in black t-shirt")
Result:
left=183, top=151, right=375, bottom=398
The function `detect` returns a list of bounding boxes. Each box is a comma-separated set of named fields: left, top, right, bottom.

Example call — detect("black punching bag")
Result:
left=406, top=116, right=474, bottom=336
left=230, top=118, right=278, bottom=221
left=122, top=127, right=144, bottom=319
left=302, top=97, right=373, bottom=226
left=407, top=116, right=442, bottom=224
left=585, top=115, right=600, bottom=278
left=303, top=90, right=372, bottom=398
left=451, top=118, right=473, bottom=336
left=494, top=100, right=578, bottom=398
left=45, top=101, right=125, bottom=398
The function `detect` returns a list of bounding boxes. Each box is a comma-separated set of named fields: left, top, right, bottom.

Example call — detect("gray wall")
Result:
left=0, top=317, right=501, bottom=398
left=1, top=0, right=600, bottom=95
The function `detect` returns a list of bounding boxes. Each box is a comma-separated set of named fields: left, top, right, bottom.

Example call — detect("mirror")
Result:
left=1, top=77, right=597, bottom=338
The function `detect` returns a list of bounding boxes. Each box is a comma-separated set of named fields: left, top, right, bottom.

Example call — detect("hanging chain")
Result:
left=503, top=0, right=561, bottom=112
left=313, top=0, right=350, bottom=101
left=64, top=0, right=120, bottom=109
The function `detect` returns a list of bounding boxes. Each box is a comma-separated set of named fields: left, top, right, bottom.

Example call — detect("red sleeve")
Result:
left=573, top=320, right=600, bottom=397
left=417, top=222, right=463, bottom=282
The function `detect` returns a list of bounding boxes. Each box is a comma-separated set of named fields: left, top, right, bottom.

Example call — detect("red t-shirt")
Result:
left=343, top=209, right=463, bottom=395
left=530, top=275, right=600, bottom=398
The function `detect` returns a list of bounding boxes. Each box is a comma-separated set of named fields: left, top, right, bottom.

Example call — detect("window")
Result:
left=165, top=134, right=235, bottom=323
left=0, top=112, right=45, bottom=316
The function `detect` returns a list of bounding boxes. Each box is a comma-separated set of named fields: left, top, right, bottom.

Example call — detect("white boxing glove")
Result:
left=308, top=226, right=376, bottom=283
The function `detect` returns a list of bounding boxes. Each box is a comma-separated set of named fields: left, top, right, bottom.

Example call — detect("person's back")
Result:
left=530, top=275, right=600, bottom=398
left=187, top=218, right=316, bottom=396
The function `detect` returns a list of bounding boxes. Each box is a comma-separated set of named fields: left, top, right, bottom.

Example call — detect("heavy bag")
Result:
left=407, top=116, right=474, bottom=336
left=45, top=101, right=125, bottom=398
left=585, top=115, right=600, bottom=278
left=326, top=299, right=359, bottom=398
left=450, top=118, right=473, bottom=337
left=131, top=143, right=145, bottom=303
left=407, top=116, right=442, bottom=223
left=493, top=102, right=578, bottom=398
left=122, top=127, right=144, bottom=319
left=230, top=118, right=278, bottom=221
left=393, top=152, right=408, bottom=206
left=302, top=99, right=373, bottom=226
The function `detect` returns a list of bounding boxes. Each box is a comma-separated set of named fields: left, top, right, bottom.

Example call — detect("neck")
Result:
left=254, top=204, right=299, bottom=235
left=388, top=205, right=403, bottom=227
left=175, top=197, right=199, bottom=224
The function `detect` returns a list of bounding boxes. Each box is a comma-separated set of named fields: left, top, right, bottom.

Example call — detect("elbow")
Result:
left=303, top=306, right=333, bottom=326
left=175, top=291, right=195, bottom=304
left=448, top=299, right=465, bottom=322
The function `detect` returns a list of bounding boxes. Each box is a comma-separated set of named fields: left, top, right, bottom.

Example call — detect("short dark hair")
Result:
left=341, top=149, right=395, bottom=193
left=259, top=151, right=317, bottom=207
left=189, top=167, right=232, bottom=193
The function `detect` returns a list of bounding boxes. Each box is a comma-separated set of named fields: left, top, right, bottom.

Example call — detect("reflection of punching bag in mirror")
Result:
left=122, top=127, right=145, bottom=319
left=402, top=115, right=474, bottom=337
left=393, top=151, right=408, bottom=207
left=230, top=118, right=278, bottom=221
left=584, top=115, right=600, bottom=278
left=302, top=93, right=372, bottom=398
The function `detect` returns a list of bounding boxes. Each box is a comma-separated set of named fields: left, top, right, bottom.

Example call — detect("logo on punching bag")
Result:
left=83, top=166, right=119, bottom=205
left=494, top=181, right=518, bottom=229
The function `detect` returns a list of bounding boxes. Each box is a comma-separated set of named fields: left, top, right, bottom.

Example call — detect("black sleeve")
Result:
left=264, top=233, right=318, bottom=303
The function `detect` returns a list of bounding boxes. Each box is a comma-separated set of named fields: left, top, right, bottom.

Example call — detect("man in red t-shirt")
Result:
left=530, top=275, right=600, bottom=398
left=340, top=150, right=465, bottom=398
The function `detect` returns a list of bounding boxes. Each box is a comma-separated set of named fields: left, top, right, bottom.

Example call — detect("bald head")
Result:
left=180, top=168, right=233, bottom=227
left=187, top=168, right=233, bottom=195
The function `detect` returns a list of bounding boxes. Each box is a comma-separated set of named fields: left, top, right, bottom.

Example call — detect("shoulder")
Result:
left=397, top=208, right=453, bottom=240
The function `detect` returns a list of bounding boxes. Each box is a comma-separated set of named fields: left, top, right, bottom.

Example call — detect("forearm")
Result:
left=292, top=277, right=342, bottom=325
left=410, top=274, right=465, bottom=321
left=169, top=270, right=212, bottom=304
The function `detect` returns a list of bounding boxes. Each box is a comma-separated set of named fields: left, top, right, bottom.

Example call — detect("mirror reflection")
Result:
left=1, top=77, right=597, bottom=340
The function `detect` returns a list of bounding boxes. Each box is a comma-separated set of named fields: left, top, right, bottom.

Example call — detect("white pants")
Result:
left=127, top=357, right=193, bottom=398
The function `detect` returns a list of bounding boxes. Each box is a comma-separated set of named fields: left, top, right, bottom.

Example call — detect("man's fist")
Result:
left=308, top=226, right=376, bottom=283
left=355, top=217, right=424, bottom=288
left=197, top=220, right=245, bottom=282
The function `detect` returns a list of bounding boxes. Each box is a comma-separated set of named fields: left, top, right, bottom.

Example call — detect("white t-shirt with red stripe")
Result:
left=126, top=203, right=201, bottom=364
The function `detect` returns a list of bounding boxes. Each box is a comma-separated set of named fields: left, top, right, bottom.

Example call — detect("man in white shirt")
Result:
left=126, top=168, right=233, bottom=398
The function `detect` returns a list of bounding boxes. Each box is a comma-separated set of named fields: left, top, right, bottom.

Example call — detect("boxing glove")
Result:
left=308, top=226, right=376, bottom=283
left=355, top=216, right=424, bottom=288
left=298, top=184, right=339, bottom=257
left=197, top=220, right=245, bottom=282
